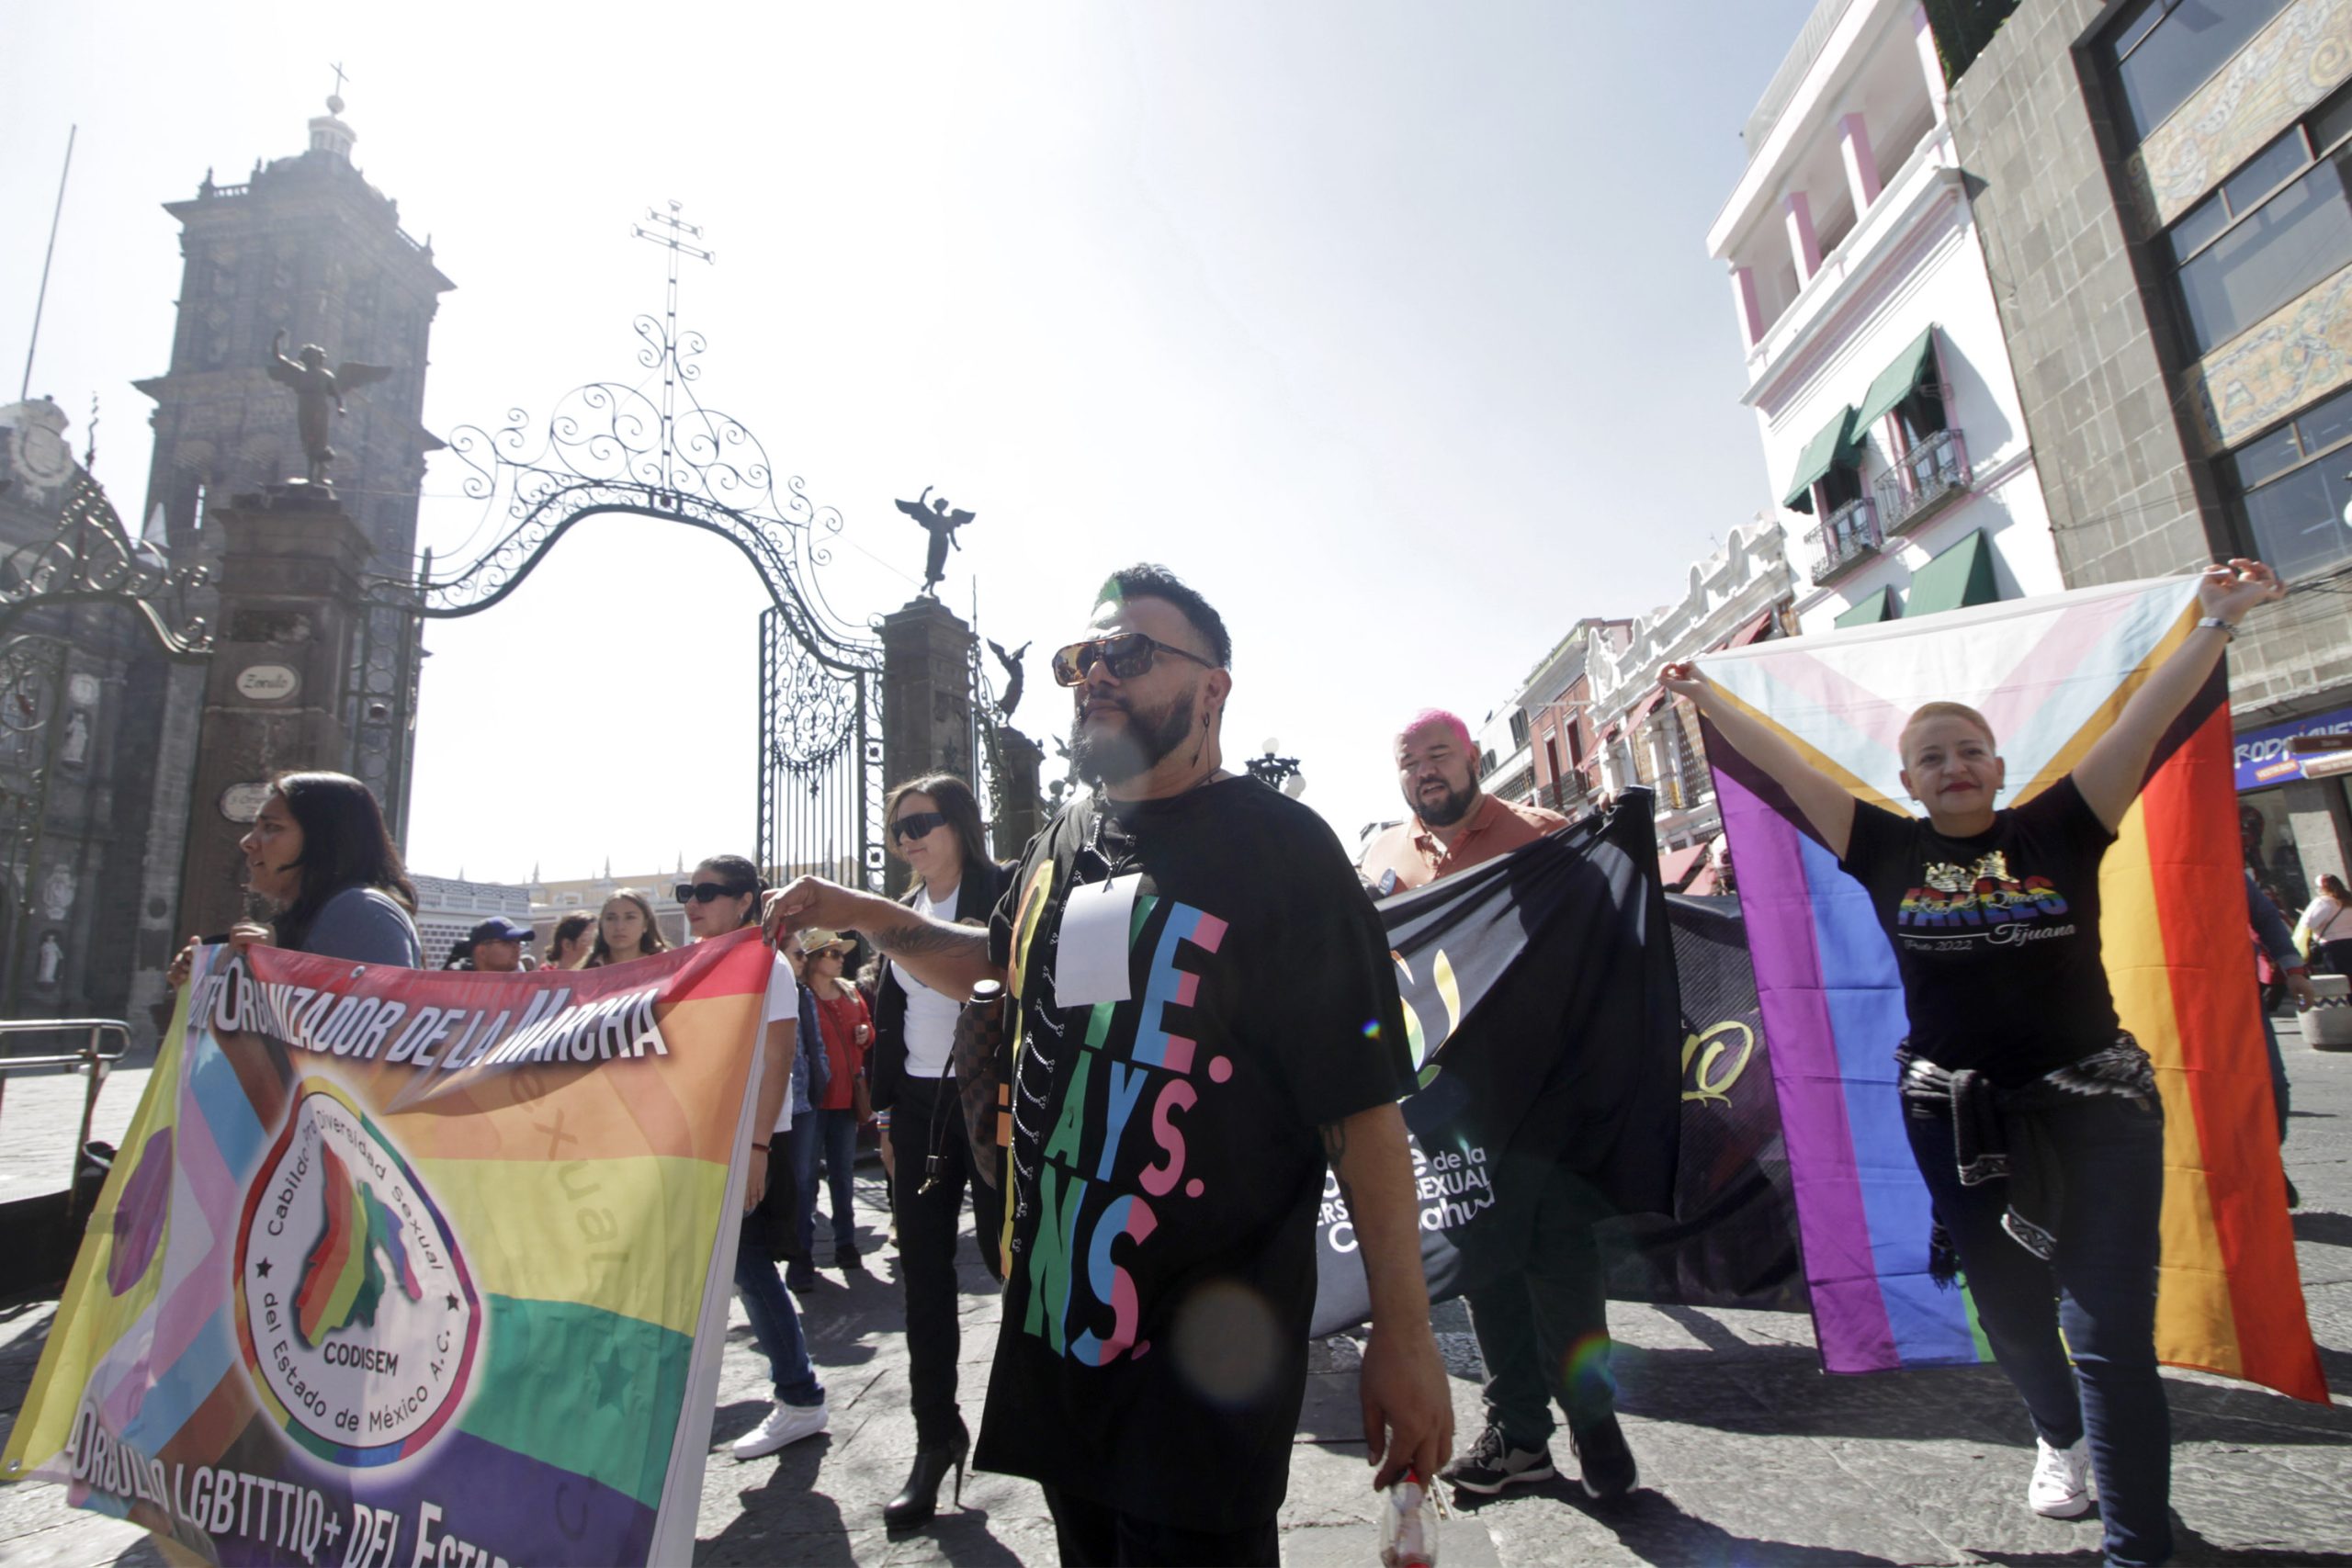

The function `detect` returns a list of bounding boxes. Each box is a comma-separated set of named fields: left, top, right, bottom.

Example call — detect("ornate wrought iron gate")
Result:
left=362, top=208, right=897, bottom=888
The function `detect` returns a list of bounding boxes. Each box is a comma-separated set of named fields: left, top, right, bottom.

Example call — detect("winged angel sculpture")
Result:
left=893, top=485, right=975, bottom=596
left=267, top=330, right=392, bottom=486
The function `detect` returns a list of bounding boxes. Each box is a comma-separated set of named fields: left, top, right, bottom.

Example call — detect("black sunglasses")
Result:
left=890, top=810, right=950, bottom=843
left=676, top=881, right=756, bottom=904
left=1050, top=633, right=1218, bottom=688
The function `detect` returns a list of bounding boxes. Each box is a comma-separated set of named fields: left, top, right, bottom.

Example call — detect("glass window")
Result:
left=2312, top=79, right=2352, bottom=155
left=2232, top=424, right=2304, bottom=489
left=2241, top=789, right=2312, bottom=912
left=2222, top=129, right=2311, bottom=216
left=2238, top=457, right=2352, bottom=580
left=1895, top=383, right=1950, bottom=446
left=2108, top=0, right=2292, bottom=146
left=2301, top=383, right=2352, bottom=456
left=2170, top=192, right=2230, bottom=263
left=2176, top=150, right=2352, bottom=353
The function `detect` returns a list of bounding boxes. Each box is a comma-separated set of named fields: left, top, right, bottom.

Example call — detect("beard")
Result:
left=1414, top=778, right=1478, bottom=829
left=1070, top=690, right=1196, bottom=787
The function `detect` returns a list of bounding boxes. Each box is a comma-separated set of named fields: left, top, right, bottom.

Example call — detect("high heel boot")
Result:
left=884, top=1426, right=967, bottom=1530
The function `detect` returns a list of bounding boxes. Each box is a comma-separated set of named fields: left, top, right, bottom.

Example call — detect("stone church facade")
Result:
left=0, top=95, right=449, bottom=1033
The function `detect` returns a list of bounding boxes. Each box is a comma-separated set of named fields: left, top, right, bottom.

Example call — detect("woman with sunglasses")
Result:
left=868, top=773, right=1010, bottom=1531
left=791, top=929, right=873, bottom=1280
left=580, top=887, right=672, bottom=968
left=680, top=855, right=831, bottom=1461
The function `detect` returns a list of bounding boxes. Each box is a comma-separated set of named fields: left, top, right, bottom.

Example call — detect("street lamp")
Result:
left=1246, top=736, right=1306, bottom=798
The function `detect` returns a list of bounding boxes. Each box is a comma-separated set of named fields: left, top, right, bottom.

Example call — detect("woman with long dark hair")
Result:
left=866, top=772, right=1008, bottom=1531
left=581, top=887, right=671, bottom=967
left=545, top=909, right=597, bottom=970
left=681, top=852, right=830, bottom=1461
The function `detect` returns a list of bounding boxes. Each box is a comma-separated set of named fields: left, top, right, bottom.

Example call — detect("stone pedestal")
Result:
left=176, top=487, right=377, bottom=940
left=990, top=726, right=1046, bottom=862
left=879, top=597, right=978, bottom=896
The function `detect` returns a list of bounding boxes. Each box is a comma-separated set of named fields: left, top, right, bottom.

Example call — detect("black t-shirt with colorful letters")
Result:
left=1838, top=775, right=2120, bottom=1084
left=977, top=776, right=1413, bottom=1529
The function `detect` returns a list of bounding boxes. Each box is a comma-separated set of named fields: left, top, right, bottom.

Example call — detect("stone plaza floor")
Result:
left=2, top=1020, right=2347, bottom=1565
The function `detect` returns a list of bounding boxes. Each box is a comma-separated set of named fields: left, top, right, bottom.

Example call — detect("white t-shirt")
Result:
left=899, top=882, right=964, bottom=1080
left=763, top=952, right=800, bottom=1134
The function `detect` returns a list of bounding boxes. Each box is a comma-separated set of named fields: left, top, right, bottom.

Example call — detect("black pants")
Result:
left=1466, top=1165, right=1616, bottom=1447
left=1043, top=1486, right=1277, bottom=1568
left=892, top=1073, right=1004, bottom=1447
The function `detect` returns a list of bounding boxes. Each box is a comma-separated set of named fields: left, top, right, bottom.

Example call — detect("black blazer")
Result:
left=868, top=857, right=1012, bottom=1113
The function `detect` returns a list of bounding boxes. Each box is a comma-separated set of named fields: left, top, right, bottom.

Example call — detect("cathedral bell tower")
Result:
left=134, top=92, right=452, bottom=561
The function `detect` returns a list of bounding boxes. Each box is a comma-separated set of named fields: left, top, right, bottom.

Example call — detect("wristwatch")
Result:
left=2197, top=616, right=2236, bottom=640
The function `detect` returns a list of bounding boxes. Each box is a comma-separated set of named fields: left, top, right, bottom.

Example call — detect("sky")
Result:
left=4, top=0, right=1818, bottom=882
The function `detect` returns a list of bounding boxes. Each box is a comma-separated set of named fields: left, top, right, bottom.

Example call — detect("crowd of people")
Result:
left=167, top=554, right=2322, bottom=1568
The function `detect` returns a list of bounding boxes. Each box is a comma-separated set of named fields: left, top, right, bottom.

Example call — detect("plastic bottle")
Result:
left=1379, top=1469, right=1439, bottom=1567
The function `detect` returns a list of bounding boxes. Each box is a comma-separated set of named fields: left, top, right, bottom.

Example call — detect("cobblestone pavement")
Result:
left=3, top=1023, right=2347, bottom=1566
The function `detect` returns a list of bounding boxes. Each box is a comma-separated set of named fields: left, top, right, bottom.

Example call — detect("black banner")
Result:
left=1609, top=894, right=1805, bottom=1312
left=1310, top=808, right=1804, bottom=1337
left=1311, top=793, right=1680, bottom=1337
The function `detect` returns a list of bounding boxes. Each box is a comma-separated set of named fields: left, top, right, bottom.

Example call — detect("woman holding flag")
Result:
left=1662, top=558, right=2284, bottom=1568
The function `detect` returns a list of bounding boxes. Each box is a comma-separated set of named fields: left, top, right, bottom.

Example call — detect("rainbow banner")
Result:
left=1700, top=576, right=2326, bottom=1403
left=2, top=928, right=775, bottom=1564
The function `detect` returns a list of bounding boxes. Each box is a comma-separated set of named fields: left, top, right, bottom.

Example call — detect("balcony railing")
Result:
left=1874, top=426, right=1971, bottom=534
left=1810, top=495, right=1882, bottom=584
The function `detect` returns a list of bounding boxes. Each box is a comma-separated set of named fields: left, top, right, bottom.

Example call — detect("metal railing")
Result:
left=1743, top=0, right=1860, bottom=157
left=0, top=1019, right=132, bottom=1201
left=1874, top=426, right=1972, bottom=533
left=1811, top=495, right=1883, bottom=583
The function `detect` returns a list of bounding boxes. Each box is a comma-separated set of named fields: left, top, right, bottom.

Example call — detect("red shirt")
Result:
left=1358, top=792, right=1568, bottom=893
left=811, top=987, right=871, bottom=1111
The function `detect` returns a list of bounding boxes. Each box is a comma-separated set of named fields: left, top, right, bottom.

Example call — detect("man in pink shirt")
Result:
left=1359, top=709, right=1639, bottom=1504
left=1360, top=710, right=1566, bottom=895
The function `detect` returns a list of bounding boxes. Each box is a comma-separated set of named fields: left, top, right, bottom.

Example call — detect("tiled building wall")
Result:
left=1947, top=0, right=2352, bottom=719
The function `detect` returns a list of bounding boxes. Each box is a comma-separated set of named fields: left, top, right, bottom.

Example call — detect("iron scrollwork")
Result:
left=373, top=309, right=876, bottom=673
left=0, top=471, right=210, bottom=657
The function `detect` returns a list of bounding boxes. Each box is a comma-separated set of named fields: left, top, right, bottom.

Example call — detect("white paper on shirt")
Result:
left=1055, top=872, right=1140, bottom=1007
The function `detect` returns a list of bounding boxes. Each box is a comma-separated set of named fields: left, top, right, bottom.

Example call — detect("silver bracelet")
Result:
left=2197, top=616, right=2235, bottom=641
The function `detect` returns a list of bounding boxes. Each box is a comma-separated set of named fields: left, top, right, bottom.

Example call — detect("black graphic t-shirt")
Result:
left=1838, top=775, right=2119, bottom=1083
left=975, top=776, right=1413, bottom=1529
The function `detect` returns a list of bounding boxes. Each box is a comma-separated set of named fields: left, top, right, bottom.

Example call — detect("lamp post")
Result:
left=1245, top=736, right=1306, bottom=798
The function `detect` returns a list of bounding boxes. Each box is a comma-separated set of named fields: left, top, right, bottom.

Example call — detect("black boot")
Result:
left=885, top=1427, right=968, bottom=1531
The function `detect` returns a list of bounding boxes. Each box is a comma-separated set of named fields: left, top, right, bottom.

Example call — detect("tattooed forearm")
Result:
left=873, top=919, right=991, bottom=962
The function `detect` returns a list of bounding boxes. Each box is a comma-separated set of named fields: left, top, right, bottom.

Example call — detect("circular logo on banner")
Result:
left=235, top=663, right=300, bottom=702
left=234, top=1080, right=480, bottom=1467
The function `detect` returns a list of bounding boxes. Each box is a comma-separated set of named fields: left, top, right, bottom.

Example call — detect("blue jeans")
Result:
left=790, top=1107, right=861, bottom=1258
left=1905, top=1087, right=2170, bottom=1567
left=734, top=1213, right=823, bottom=1407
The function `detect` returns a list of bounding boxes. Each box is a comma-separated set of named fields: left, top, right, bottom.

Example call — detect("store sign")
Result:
left=2234, top=704, right=2352, bottom=791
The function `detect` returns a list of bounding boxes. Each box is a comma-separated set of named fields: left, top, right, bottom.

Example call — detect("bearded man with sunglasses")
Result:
left=767, top=564, right=1452, bottom=1566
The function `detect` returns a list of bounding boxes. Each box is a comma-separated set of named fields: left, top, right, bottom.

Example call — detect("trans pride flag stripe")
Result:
left=1701, top=576, right=2325, bottom=1402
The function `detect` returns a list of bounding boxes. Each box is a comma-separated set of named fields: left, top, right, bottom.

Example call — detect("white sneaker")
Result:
left=730, top=1400, right=828, bottom=1460
left=2028, top=1437, right=2091, bottom=1517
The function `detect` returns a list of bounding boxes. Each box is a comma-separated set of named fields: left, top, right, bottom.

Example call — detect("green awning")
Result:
left=1833, top=586, right=1897, bottom=628
left=1852, top=327, right=1939, bottom=434
left=1781, top=406, right=1860, bottom=513
left=1904, top=528, right=2001, bottom=618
